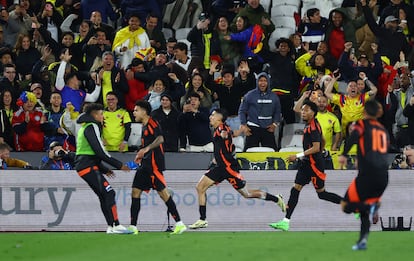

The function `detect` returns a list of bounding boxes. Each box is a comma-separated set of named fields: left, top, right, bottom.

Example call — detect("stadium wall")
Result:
left=0, top=170, right=413, bottom=232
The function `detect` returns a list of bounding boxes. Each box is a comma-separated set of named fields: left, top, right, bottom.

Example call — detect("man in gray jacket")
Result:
left=238, top=72, right=281, bottom=151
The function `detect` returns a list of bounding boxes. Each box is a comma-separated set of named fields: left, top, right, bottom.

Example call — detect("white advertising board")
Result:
left=0, top=170, right=413, bottom=232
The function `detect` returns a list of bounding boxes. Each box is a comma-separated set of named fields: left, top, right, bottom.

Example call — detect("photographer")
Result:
left=39, top=141, right=75, bottom=170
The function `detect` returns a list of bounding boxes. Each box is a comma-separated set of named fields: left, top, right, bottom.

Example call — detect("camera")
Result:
left=54, top=150, right=65, bottom=158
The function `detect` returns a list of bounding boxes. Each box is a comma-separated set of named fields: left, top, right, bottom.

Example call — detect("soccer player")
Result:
left=75, top=103, right=131, bottom=234
left=189, top=108, right=286, bottom=229
left=128, top=100, right=186, bottom=235
left=338, top=100, right=389, bottom=250
left=270, top=100, right=342, bottom=231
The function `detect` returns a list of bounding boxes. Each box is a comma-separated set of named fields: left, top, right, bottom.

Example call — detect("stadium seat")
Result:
left=175, top=28, right=192, bottom=40
left=233, top=136, right=245, bottom=152
left=279, top=147, right=304, bottom=152
left=162, top=28, right=174, bottom=40
left=272, top=0, right=301, bottom=8
left=281, top=134, right=302, bottom=148
left=261, top=0, right=272, bottom=13
left=128, top=123, right=142, bottom=148
left=246, top=147, right=275, bottom=152
left=271, top=5, right=299, bottom=18
left=272, top=16, right=296, bottom=29
left=282, top=123, right=305, bottom=137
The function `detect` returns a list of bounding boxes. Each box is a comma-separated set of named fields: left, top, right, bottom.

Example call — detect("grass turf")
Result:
left=0, top=231, right=413, bottom=261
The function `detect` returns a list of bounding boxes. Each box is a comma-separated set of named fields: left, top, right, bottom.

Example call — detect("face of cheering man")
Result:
left=257, top=76, right=268, bottom=93
left=133, top=105, right=147, bottom=123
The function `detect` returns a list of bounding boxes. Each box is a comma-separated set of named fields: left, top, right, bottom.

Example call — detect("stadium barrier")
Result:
left=0, top=170, right=412, bottom=232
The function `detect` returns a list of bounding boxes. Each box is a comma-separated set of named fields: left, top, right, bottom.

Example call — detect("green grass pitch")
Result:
left=0, top=231, right=413, bottom=260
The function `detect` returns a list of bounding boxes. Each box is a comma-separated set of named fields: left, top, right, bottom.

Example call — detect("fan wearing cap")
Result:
left=187, top=12, right=222, bottom=70
left=338, top=41, right=382, bottom=86
left=361, top=0, right=411, bottom=65
left=30, top=82, right=47, bottom=111
left=39, top=141, right=75, bottom=170
left=12, top=91, right=50, bottom=151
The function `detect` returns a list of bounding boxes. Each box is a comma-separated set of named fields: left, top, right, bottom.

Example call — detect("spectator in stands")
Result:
left=145, top=78, right=167, bottom=111
left=0, top=25, right=8, bottom=49
left=0, top=90, right=16, bottom=149
left=13, top=34, right=41, bottom=87
left=211, top=0, right=246, bottom=25
left=36, top=2, right=63, bottom=43
left=125, top=58, right=147, bottom=113
left=361, top=0, right=411, bottom=65
left=239, top=72, right=281, bottom=151
left=88, top=11, right=115, bottom=42
left=151, top=93, right=181, bottom=152
left=378, top=0, right=413, bottom=28
left=398, top=5, right=413, bottom=45
left=325, top=6, right=367, bottom=61
left=404, top=146, right=414, bottom=168
left=338, top=42, right=383, bottom=86
left=0, top=63, right=22, bottom=102
left=0, top=142, right=33, bottom=169
left=113, top=13, right=150, bottom=69
left=298, top=8, right=328, bottom=50
left=265, top=37, right=299, bottom=124
left=95, top=51, right=129, bottom=108
left=82, top=28, right=111, bottom=71
left=165, top=37, right=177, bottom=62
left=31, top=45, right=53, bottom=103
left=9, top=1, right=33, bottom=35
left=394, top=72, right=414, bottom=148
left=295, top=50, right=332, bottom=94
left=39, top=141, right=75, bottom=170
left=180, top=73, right=212, bottom=109
left=207, top=63, right=244, bottom=131
left=224, top=15, right=264, bottom=69
left=30, top=82, right=47, bottom=111
left=0, top=47, right=14, bottom=72
left=316, top=41, right=338, bottom=72
left=214, top=16, right=239, bottom=66
left=172, top=41, right=203, bottom=77
left=234, top=58, right=255, bottom=95
left=289, top=32, right=307, bottom=61
left=325, top=72, right=378, bottom=137
left=316, top=94, right=341, bottom=152
left=12, top=91, right=50, bottom=151
left=44, top=91, right=66, bottom=150
left=81, top=0, right=118, bottom=24
left=144, top=13, right=166, bottom=52
left=187, top=12, right=222, bottom=70
left=230, top=0, right=275, bottom=53
left=0, top=6, right=21, bottom=48
left=178, top=92, right=213, bottom=152
left=55, top=49, right=101, bottom=112
left=102, top=92, right=132, bottom=152
left=403, top=88, right=414, bottom=146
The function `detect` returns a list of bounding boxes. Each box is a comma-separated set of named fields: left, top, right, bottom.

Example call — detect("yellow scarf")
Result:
left=112, top=26, right=145, bottom=51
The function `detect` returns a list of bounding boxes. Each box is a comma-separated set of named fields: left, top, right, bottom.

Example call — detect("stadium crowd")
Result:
left=0, top=0, right=414, bottom=169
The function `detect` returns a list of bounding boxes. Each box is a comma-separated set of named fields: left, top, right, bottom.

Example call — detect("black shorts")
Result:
left=205, top=166, right=246, bottom=190
left=132, top=166, right=167, bottom=192
left=294, top=160, right=326, bottom=189
left=344, top=172, right=388, bottom=204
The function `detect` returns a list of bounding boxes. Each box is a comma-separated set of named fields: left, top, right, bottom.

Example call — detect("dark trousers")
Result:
left=244, top=125, right=277, bottom=151
left=80, top=167, right=118, bottom=226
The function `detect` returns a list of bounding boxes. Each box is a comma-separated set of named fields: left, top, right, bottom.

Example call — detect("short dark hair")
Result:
left=135, top=100, right=151, bottom=115
left=173, top=42, right=188, bottom=53
left=106, top=91, right=118, bottom=98
left=167, top=37, right=177, bottom=43
left=189, top=92, right=201, bottom=100
left=307, top=8, right=319, bottom=19
left=364, top=99, right=380, bottom=118
left=303, top=99, right=318, bottom=116
left=84, top=103, right=104, bottom=115
left=64, top=72, right=77, bottom=83
left=62, top=31, right=74, bottom=39
left=212, top=108, right=228, bottom=122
